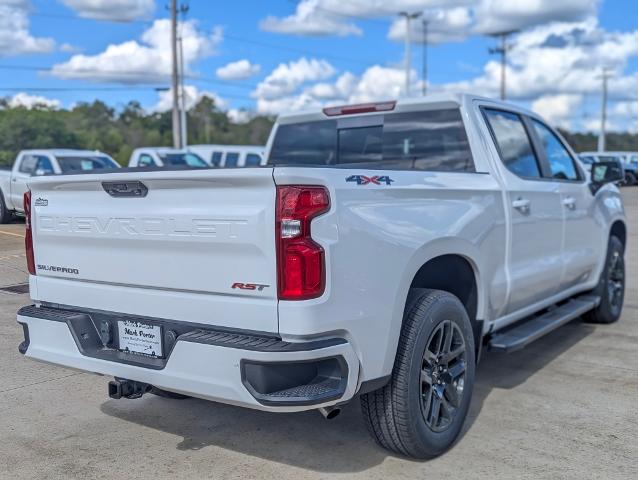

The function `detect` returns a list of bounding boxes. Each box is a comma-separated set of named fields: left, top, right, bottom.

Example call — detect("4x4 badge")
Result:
left=346, top=175, right=394, bottom=186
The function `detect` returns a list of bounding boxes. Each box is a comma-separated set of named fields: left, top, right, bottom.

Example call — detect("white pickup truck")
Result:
left=0, top=149, right=119, bottom=223
left=17, top=94, right=626, bottom=459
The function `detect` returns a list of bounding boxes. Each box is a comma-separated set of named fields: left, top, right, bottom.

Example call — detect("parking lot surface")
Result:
left=1, top=194, right=637, bottom=480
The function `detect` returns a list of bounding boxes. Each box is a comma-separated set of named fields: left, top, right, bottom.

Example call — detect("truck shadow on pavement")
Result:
left=100, top=319, right=594, bottom=473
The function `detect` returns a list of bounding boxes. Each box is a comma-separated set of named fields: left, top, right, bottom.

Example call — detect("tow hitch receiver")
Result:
left=108, top=379, right=151, bottom=399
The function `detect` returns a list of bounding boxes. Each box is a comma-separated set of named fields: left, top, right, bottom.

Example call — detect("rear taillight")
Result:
left=276, top=186, right=330, bottom=300
left=24, top=191, right=35, bottom=275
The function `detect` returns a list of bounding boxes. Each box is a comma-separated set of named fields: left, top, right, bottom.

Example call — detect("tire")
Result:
left=0, top=190, right=12, bottom=224
left=360, top=289, right=476, bottom=459
left=583, top=235, right=625, bottom=324
left=624, top=172, right=636, bottom=187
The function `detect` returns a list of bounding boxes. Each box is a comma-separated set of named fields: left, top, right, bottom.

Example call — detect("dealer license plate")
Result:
left=118, top=320, right=163, bottom=358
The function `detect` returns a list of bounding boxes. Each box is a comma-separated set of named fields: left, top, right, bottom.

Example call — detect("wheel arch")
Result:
left=382, top=239, right=486, bottom=377
left=610, top=219, right=627, bottom=249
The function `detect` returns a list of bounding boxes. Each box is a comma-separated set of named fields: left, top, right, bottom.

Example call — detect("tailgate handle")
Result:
left=102, top=181, right=148, bottom=198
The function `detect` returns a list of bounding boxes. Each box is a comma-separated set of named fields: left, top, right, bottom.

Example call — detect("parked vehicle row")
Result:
left=0, top=149, right=119, bottom=223
left=188, top=145, right=265, bottom=168
left=17, top=94, right=626, bottom=459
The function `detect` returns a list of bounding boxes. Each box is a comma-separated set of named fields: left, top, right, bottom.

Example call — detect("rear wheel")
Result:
left=0, top=191, right=12, bottom=224
left=624, top=172, right=636, bottom=186
left=360, top=289, right=475, bottom=459
left=583, top=235, right=625, bottom=324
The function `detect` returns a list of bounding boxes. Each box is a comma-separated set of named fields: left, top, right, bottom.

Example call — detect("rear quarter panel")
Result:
left=274, top=167, right=506, bottom=383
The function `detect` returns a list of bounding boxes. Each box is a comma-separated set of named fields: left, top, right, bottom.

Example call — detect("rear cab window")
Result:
left=268, top=108, right=475, bottom=172
left=56, top=156, right=119, bottom=173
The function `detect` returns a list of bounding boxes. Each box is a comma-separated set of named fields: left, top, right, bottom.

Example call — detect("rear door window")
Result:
left=244, top=153, right=262, bottom=166
left=225, top=153, right=240, bottom=167
left=483, top=109, right=541, bottom=179
left=211, top=152, right=223, bottom=166
left=268, top=108, right=475, bottom=172
left=138, top=154, right=155, bottom=167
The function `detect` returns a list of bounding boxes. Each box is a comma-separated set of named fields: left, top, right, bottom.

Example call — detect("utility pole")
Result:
left=399, top=11, right=422, bottom=97
left=422, top=17, right=428, bottom=96
left=488, top=30, right=517, bottom=100
left=170, top=0, right=181, bottom=149
left=179, top=36, right=188, bottom=148
left=598, top=69, right=612, bottom=152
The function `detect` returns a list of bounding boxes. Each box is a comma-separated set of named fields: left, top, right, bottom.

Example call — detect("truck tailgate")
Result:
left=28, top=168, right=278, bottom=333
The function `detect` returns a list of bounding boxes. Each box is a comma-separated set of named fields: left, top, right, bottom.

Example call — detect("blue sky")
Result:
left=1, top=0, right=638, bottom=131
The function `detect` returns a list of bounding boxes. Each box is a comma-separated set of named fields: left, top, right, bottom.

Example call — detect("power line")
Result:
left=0, top=64, right=260, bottom=90
left=222, top=33, right=376, bottom=67
left=0, top=87, right=165, bottom=92
left=28, top=8, right=378, bottom=67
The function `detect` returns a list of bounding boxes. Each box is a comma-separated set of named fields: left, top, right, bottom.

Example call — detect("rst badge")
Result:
left=231, top=283, right=270, bottom=292
left=346, top=175, right=394, bottom=186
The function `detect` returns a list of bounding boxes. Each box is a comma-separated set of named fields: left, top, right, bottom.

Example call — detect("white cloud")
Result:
left=436, top=19, right=638, bottom=100
left=261, top=0, right=598, bottom=42
left=531, top=94, right=583, bottom=129
left=0, top=1, right=55, bottom=56
left=153, top=85, right=227, bottom=113
left=60, top=0, right=155, bottom=22
left=227, top=109, right=255, bottom=124
left=253, top=62, right=420, bottom=116
left=260, top=0, right=362, bottom=37
left=252, top=57, right=336, bottom=101
left=216, top=59, right=261, bottom=80
left=6, top=92, right=61, bottom=110
left=388, top=7, right=473, bottom=44
left=51, top=20, right=222, bottom=83
left=473, top=0, right=598, bottom=35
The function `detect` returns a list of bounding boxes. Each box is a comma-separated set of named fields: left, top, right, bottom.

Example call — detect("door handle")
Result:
left=12, top=178, right=17, bottom=182
left=563, top=197, right=576, bottom=210
left=512, top=198, right=531, bottom=215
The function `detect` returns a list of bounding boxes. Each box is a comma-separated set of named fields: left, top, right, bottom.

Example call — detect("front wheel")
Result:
left=583, top=235, right=625, bottom=324
left=360, top=289, right=475, bottom=459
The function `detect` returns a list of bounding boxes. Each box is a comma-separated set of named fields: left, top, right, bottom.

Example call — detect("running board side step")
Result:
left=488, top=295, right=601, bottom=353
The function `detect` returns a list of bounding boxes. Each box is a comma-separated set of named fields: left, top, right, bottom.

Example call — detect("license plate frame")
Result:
left=117, top=320, right=164, bottom=358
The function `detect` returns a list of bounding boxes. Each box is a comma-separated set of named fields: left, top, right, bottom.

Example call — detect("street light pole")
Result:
left=170, top=0, right=182, bottom=148
left=399, top=12, right=422, bottom=97
left=598, top=69, right=612, bottom=152
left=422, top=18, right=428, bottom=96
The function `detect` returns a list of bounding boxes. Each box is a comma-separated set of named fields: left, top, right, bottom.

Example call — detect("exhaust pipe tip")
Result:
left=319, top=406, right=341, bottom=420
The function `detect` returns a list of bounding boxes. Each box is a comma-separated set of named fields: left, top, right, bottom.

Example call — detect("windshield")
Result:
left=268, top=108, right=474, bottom=172
left=579, top=155, right=595, bottom=164
left=159, top=152, right=207, bottom=168
left=56, top=156, right=120, bottom=173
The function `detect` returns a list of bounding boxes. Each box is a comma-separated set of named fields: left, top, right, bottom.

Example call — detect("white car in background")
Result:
left=128, top=148, right=208, bottom=169
left=189, top=144, right=265, bottom=167
left=0, top=149, right=119, bottom=223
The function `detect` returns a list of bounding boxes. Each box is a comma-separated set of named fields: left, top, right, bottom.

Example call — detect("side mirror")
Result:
left=34, top=168, right=47, bottom=176
left=590, top=160, right=624, bottom=193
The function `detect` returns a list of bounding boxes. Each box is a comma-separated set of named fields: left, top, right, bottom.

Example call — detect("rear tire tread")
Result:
left=361, top=289, right=467, bottom=458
